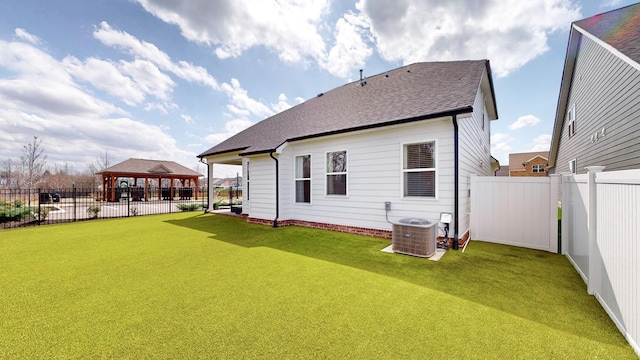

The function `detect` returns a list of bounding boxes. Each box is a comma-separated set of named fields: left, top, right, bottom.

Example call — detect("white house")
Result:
left=198, top=60, right=499, bottom=248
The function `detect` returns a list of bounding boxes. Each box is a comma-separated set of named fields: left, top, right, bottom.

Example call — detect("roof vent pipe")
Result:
left=360, top=69, right=363, bottom=81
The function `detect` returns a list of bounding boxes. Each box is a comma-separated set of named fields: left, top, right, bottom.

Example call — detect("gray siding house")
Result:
left=548, top=3, right=640, bottom=174
left=198, top=61, right=499, bottom=247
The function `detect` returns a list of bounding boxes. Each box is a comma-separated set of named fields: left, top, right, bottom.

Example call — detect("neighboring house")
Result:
left=494, top=165, right=509, bottom=176
left=508, top=151, right=549, bottom=177
left=198, top=61, right=499, bottom=246
left=548, top=3, right=640, bottom=175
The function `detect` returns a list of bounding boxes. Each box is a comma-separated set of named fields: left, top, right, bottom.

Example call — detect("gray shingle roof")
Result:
left=97, top=158, right=202, bottom=177
left=199, top=60, right=495, bottom=158
left=574, top=3, right=640, bottom=64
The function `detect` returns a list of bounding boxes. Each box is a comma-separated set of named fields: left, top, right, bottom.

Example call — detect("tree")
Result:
left=0, top=159, right=16, bottom=188
left=19, top=136, right=47, bottom=190
left=96, top=151, right=112, bottom=172
left=86, top=151, right=113, bottom=188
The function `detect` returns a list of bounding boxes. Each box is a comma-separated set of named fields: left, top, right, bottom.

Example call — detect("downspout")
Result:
left=452, top=114, right=460, bottom=250
left=269, top=150, right=279, bottom=228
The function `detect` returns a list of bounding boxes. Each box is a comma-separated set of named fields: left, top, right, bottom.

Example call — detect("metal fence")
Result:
left=0, top=186, right=241, bottom=229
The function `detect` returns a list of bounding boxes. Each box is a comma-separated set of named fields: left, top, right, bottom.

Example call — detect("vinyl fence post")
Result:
left=586, top=166, right=605, bottom=296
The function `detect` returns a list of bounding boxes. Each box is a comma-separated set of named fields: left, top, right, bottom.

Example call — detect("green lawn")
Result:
left=0, top=213, right=635, bottom=359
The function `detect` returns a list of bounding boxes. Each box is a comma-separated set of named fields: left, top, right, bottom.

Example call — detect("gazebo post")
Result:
left=193, top=177, right=199, bottom=200
left=110, top=176, right=116, bottom=202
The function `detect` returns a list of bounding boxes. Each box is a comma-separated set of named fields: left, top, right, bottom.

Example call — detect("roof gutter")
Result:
left=452, top=114, right=460, bottom=250
left=269, top=150, right=279, bottom=228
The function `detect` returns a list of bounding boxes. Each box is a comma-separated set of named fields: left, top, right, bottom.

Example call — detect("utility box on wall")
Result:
left=392, top=218, right=437, bottom=258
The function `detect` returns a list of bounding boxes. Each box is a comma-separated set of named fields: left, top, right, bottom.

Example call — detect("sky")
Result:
left=0, top=0, right=637, bottom=178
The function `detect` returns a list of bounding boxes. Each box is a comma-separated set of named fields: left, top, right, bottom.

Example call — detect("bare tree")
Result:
left=0, top=159, right=16, bottom=188
left=84, top=151, right=113, bottom=188
left=19, top=136, right=47, bottom=190
left=96, top=151, right=112, bottom=172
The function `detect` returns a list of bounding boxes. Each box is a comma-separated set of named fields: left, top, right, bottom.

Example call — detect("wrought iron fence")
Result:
left=0, top=185, right=224, bottom=229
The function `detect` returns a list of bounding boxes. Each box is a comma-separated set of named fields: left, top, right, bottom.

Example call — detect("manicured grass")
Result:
left=0, top=213, right=635, bottom=358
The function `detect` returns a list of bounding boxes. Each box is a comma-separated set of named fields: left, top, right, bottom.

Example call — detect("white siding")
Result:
left=458, top=81, right=493, bottom=235
left=243, top=154, right=276, bottom=221
left=242, top=157, right=251, bottom=214
left=275, top=118, right=456, bottom=231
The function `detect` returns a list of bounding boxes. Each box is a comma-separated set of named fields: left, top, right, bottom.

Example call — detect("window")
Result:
left=532, top=164, right=545, bottom=173
left=403, top=141, right=436, bottom=197
left=569, top=159, right=577, bottom=174
left=295, top=155, right=311, bottom=203
left=567, top=105, right=576, bottom=138
left=326, top=151, right=347, bottom=195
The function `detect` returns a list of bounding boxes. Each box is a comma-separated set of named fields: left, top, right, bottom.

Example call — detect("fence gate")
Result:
left=470, top=175, right=559, bottom=252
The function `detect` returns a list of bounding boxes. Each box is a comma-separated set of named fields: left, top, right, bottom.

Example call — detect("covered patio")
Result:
left=97, top=158, right=202, bottom=202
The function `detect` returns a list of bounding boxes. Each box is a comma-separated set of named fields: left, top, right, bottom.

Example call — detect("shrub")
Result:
left=87, top=205, right=101, bottom=219
left=36, top=206, right=50, bottom=222
left=176, top=203, right=202, bottom=212
left=0, top=200, right=33, bottom=223
left=0, top=205, right=32, bottom=223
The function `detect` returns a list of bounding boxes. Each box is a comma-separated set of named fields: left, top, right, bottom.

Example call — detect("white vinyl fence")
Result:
left=470, top=175, right=559, bottom=252
left=562, top=167, right=640, bottom=355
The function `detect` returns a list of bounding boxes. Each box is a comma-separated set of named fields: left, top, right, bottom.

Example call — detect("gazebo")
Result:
left=97, top=158, right=202, bottom=202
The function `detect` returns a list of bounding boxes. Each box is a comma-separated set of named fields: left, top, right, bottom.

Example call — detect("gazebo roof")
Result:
left=97, top=158, right=201, bottom=177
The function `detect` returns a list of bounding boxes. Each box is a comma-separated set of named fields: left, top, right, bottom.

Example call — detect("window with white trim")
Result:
left=532, top=164, right=545, bottom=173
left=403, top=141, right=436, bottom=197
left=567, top=105, right=576, bottom=138
left=326, top=151, right=347, bottom=195
left=295, top=155, right=311, bottom=203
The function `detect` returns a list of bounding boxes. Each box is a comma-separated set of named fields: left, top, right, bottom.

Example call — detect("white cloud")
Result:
left=322, top=14, right=373, bottom=78
left=509, top=114, right=541, bottom=130
left=491, top=132, right=514, bottom=164
left=14, top=28, right=41, bottom=45
left=181, top=114, right=194, bottom=124
left=0, top=33, right=202, bottom=172
left=528, top=134, right=552, bottom=152
left=600, top=0, right=623, bottom=8
left=136, top=0, right=328, bottom=62
left=205, top=118, right=254, bottom=145
left=220, top=78, right=273, bottom=118
left=355, top=0, right=581, bottom=77
left=272, top=93, right=294, bottom=113
left=135, top=0, right=375, bottom=79
left=93, top=22, right=219, bottom=90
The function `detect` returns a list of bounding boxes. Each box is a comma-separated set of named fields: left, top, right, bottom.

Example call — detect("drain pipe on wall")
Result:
left=269, top=150, right=279, bottom=228
left=452, top=114, right=459, bottom=250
